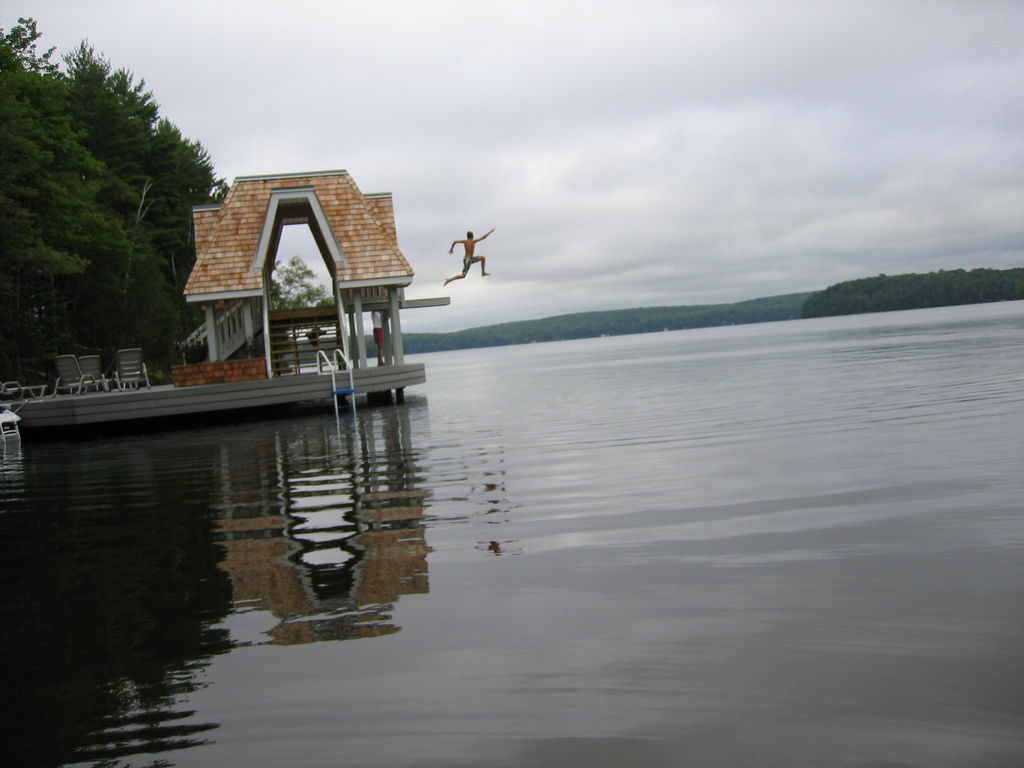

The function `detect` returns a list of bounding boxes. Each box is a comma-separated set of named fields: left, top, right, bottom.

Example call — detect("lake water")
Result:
left=3, top=302, right=1024, bottom=768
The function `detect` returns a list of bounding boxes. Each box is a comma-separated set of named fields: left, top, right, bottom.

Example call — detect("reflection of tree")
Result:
left=0, top=438, right=233, bottom=767
left=212, top=406, right=431, bottom=645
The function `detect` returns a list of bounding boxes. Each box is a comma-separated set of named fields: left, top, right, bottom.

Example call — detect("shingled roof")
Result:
left=184, top=170, right=414, bottom=301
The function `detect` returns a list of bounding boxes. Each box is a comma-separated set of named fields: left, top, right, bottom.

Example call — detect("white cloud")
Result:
left=18, top=0, right=1024, bottom=332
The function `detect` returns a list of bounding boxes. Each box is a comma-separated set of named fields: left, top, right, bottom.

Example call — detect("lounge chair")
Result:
left=53, top=354, right=103, bottom=395
left=114, top=348, right=151, bottom=389
left=77, top=355, right=111, bottom=392
left=2, top=381, right=47, bottom=399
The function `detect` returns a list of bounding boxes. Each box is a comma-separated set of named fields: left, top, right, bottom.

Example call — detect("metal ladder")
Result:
left=317, top=348, right=356, bottom=420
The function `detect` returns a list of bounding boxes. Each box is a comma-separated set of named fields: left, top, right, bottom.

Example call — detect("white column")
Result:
left=352, top=291, right=366, bottom=369
left=205, top=304, right=220, bottom=362
left=242, top=297, right=255, bottom=349
left=336, top=288, right=349, bottom=362
left=382, top=311, right=393, bottom=365
left=389, top=289, right=404, bottom=364
left=262, top=283, right=273, bottom=377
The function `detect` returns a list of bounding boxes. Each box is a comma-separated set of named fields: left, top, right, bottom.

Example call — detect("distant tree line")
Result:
left=801, top=268, right=1024, bottom=318
left=1, top=18, right=225, bottom=383
left=403, top=293, right=812, bottom=354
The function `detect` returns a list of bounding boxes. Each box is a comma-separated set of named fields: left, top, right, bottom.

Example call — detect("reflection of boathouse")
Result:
left=183, top=169, right=447, bottom=401
left=212, top=408, right=430, bottom=644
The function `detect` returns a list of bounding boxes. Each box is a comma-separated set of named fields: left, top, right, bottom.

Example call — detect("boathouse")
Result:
left=182, top=169, right=446, bottom=401
left=12, top=169, right=446, bottom=435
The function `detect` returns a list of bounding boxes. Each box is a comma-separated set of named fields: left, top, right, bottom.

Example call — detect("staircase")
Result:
left=186, top=298, right=261, bottom=361
left=186, top=302, right=348, bottom=376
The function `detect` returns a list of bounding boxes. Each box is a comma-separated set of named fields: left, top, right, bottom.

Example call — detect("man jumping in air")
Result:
left=444, top=227, right=494, bottom=286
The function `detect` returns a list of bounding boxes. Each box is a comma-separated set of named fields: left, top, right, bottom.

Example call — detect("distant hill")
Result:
left=403, top=293, right=813, bottom=354
left=401, top=266, right=1024, bottom=354
left=801, top=267, right=1024, bottom=318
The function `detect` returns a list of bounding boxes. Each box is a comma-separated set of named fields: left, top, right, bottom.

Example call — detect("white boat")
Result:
left=1, top=404, right=22, bottom=447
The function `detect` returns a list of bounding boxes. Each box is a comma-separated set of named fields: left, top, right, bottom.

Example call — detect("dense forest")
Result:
left=801, top=268, right=1024, bottom=318
left=1, top=18, right=225, bottom=383
left=402, top=293, right=812, bottom=353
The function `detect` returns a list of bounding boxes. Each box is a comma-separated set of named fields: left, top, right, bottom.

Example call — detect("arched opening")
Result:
left=271, top=224, right=335, bottom=310
left=255, top=191, right=345, bottom=376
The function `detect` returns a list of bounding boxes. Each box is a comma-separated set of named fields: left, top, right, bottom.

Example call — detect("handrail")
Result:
left=316, top=348, right=347, bottom=374
left=316, top=348, right=356, bottom=420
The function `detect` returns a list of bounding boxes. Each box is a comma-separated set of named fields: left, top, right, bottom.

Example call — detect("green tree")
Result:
left=270, top=256, right=331, bottom=310
left=61, top=43, right=179, bottom=366
left=1, top=19, right=226, bottom=380
left=0, top=17, right=98, bottom=379
left=801, top=268, right=1024, bottom=318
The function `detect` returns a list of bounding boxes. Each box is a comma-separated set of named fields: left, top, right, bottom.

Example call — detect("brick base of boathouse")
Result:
left=171, top=359, right=268, bottom=387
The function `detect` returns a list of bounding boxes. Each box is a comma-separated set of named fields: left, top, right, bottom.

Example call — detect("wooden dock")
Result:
left=14, top=363, right=425, bottom=437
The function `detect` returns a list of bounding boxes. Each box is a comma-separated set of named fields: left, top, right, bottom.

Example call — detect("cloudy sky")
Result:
left=16, top=1, right=1024, bottom=332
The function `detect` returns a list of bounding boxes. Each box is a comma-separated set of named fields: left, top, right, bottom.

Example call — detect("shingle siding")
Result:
left=184, top=170, right=414, bottom=299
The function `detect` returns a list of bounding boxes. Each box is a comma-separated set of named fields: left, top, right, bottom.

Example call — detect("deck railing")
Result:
left=269, top=307, right=342, bottom=376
